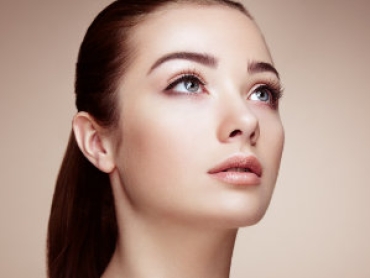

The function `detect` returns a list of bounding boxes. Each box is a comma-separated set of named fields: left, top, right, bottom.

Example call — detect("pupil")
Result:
left=259, top=91, right=268, bottom=101
left=185, top=80, right=198, bottom=92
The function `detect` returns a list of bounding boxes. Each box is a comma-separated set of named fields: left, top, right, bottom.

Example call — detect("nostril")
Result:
left=250, top=131, right=257, bottom=145
left=229, top=129, right=242, bottom=138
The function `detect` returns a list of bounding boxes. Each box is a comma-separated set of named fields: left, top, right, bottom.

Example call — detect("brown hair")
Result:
left=47, top=1, right=250, bottom=277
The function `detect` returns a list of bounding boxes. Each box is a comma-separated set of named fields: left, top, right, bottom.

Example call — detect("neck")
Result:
left=102, top=172, right=238, bottom=278
left=103, top=217, right=237, bottom=278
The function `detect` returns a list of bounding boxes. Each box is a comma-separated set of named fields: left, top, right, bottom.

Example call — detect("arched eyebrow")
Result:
left=248, top=61, right=280, bottom=80
left=148, top=52, right=218, bottom=74
left=147, top=51, right=280, bottom=80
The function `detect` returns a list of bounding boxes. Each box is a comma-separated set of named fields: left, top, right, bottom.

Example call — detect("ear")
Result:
left=72, top=112, right=115, bottom=173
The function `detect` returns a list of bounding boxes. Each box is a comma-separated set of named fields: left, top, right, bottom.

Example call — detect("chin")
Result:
left=204, top=200, right=271, bottom=229
left=215, top=192, right=272, bottom=228
left=226, top=207, right=268, bottom=228
left=238, top=209, right=268, bottom=227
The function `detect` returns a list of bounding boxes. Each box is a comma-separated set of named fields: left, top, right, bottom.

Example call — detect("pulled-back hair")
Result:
left=47, top=1, right=250, bottom=277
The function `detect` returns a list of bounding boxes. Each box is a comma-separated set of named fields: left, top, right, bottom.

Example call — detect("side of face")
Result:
left=110, top=3, right=284, bottom=228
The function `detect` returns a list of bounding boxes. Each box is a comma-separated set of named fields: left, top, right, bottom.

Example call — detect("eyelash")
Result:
left=163, top=70, right=283, bottom=108
left=164, top=70, right=206, bottom=93
left=250, top=80, right=284, bottom=109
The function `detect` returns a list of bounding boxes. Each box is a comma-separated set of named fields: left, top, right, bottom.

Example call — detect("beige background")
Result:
left=1, top=0, right=369, bottom=277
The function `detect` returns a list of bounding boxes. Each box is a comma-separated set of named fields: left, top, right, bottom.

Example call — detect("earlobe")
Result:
left=72, top=112, right=115, bottom=173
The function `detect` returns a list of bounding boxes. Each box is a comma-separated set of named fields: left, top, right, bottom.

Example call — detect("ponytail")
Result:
left=47, top=132, right=117, bottom=278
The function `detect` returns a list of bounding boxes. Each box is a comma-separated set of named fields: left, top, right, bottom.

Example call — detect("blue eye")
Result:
left=249, top=84, right=282, bottom=108
left=250, top=86, right=271, bottom=102
left=165, top=75, right=205, bottom=94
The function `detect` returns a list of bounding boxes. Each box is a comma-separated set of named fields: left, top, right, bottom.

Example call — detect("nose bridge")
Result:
left=216, top=89, right=259, bottom=144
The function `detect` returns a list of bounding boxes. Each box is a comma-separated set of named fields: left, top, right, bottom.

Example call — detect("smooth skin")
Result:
left=74, top=3, right=284, bottom=278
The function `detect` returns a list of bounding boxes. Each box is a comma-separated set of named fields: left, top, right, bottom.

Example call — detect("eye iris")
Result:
left=185, top=79, right=199, bottom=92
left=256, top=89, right=270, bottom=102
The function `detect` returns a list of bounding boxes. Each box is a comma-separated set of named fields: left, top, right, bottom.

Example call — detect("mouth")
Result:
left=208, top=154, right=262, bottom=186
left=223, top=167, right=253, bottom=173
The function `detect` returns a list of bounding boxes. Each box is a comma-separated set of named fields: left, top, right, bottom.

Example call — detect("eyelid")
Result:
left=250, top=78, right=282, bottom=92
left=248, top=79, right=284, bottom=108
left=250, top=79, right=283, bottom=97
left=164, top=69, right=207, bottom=92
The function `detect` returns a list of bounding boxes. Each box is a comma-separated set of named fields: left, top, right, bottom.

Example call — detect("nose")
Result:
left=216, top=97, right=260, bottom=146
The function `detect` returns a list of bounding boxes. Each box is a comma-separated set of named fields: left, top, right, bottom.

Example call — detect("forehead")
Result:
left=129, top=3, right=272, bottom=64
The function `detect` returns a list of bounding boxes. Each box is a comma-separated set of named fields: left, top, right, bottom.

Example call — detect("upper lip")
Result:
left=208, top=154, right=262, bottom=177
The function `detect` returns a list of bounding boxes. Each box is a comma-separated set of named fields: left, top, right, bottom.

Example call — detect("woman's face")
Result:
left=112, top=3, right=284, bottom=228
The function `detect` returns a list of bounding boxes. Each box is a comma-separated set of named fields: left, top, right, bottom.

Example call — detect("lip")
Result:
left=207, top=154, right=262, bottom=186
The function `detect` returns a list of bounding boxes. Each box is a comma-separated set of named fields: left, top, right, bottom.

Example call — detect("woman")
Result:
left=47, top=0, right=284, bottom=277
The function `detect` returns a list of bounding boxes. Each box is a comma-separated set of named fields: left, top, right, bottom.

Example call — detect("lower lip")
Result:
left=209, top=171, right=261, bottom=186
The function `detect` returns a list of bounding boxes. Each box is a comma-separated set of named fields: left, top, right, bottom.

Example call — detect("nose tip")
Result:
left=218, top=104, right=260, bottom=146
left=226, top=120, right=259, bottom=146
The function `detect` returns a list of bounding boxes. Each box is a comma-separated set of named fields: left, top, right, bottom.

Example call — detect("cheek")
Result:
left=120, top=112, right=182, bottom=179
left=115, top=101, right=208, bottom=212
left=121, top=106, right=202, bottom=166
left=258, top=112, right=284, bottom=178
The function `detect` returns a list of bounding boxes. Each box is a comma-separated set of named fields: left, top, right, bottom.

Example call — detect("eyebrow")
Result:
left=148, top=52, right=218, bottom=74
left=248, top=61, right=280, bottom=80
left=148, top=51, right=280, bottom=79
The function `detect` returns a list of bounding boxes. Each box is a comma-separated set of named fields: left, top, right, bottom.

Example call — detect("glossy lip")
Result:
left=207, top=154, right=262, bottom=186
